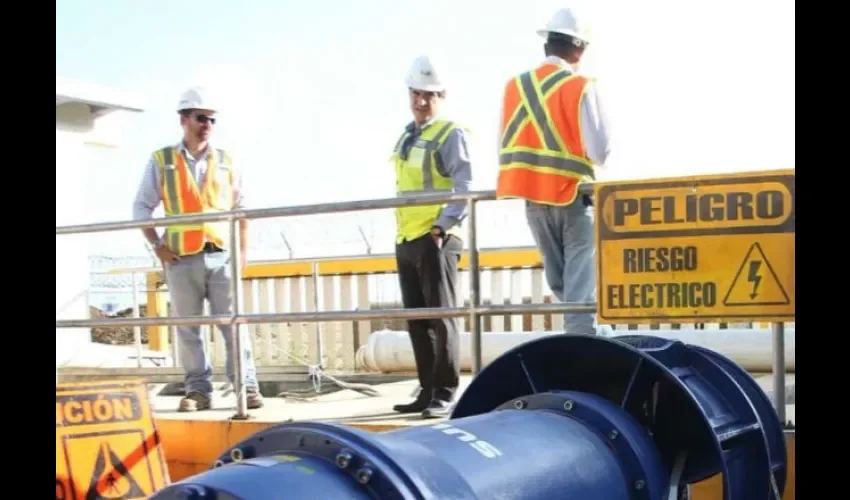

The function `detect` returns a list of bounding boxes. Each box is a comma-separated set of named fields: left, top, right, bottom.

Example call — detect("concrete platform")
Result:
left=153, top=375, right=472, bottom=428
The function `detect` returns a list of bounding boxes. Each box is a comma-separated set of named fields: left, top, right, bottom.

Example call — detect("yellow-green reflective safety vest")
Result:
left=393, top=119, right=464, bottom=243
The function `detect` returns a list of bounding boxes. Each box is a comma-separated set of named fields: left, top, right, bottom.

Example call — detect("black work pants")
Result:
left=395, top=232, right=462, bottom=403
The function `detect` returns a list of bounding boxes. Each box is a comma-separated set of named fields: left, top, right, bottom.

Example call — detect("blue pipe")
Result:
left=150, top=334, right=787, bottom=499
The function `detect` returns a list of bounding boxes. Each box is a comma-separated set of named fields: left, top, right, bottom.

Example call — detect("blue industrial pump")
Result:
left=150, top=334, right=788, bottom=499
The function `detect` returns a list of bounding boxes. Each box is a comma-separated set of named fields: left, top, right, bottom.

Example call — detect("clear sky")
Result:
left=57, top=0, right=795, bottom=261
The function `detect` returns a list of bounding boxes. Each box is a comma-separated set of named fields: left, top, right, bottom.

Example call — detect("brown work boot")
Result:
left=178, top=392, right=212, bottom=412
left=247, top=388, right=265, bottom=409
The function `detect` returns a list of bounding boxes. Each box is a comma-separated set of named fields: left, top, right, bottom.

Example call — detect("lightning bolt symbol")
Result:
left=747, top=260, right=762, bottom=299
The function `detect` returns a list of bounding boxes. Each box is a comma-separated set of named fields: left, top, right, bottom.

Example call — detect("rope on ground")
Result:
left=269, top=344, right=383, bottom=399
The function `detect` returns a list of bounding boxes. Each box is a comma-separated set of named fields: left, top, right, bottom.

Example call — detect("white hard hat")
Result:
left=537, top=7, right=591, bottom=44
left=405, top=55, right=446, bottom=93
left=176, top=86, right=218, bottom=113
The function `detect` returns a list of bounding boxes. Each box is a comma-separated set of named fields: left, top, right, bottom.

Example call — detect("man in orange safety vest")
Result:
left=496, top=7, right=612, bottom=335
left=132, top=86, right=263, bottom=412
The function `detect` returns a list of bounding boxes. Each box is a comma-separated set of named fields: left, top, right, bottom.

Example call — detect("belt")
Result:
left=203, top=242, right=224, bottom=253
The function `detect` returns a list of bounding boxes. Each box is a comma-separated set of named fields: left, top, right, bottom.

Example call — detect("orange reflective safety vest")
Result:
left=496, top=63, right=596, bottom=206
left=153, top=146, right=234, bottom=256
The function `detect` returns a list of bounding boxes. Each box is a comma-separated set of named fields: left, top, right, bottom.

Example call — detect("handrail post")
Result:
left=229, top=217, right=249, bottom=419
left=467, top=199, right=482, bottom=374
left=170, top=325, right=180, bottom=368
left=131, top=272, right=142, bottom=367
left=772, top=322, right=786, bottom=423
left=312, top=261, right=324, bottom=370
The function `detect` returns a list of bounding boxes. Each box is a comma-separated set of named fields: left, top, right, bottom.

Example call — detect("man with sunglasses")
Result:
left=132, top=86, right=263, bottom=413
left=391, top=55, right=473, bottom=419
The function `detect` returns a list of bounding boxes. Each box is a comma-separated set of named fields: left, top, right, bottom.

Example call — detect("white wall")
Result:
left=85, top=110, right=126, bottom=148
left=56, top=102, right=95, bottom=363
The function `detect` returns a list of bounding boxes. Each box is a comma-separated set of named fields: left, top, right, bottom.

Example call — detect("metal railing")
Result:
left=56, top=187, right=596, bottom=419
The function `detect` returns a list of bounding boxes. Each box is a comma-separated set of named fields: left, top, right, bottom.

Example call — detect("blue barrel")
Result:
left=150, top=334, right=788, bottom=500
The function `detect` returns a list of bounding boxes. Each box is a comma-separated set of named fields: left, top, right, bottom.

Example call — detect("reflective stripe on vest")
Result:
left=154, top=146, right=233, bottom=256
left=393, top=119, right=461, bottom=243
left=496, top=64, right=596, bottom=206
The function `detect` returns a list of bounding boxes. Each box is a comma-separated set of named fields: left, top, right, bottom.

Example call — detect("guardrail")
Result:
left=56, top=188, right=596, bottom=419
left=130, top=248, right=776, bottom=372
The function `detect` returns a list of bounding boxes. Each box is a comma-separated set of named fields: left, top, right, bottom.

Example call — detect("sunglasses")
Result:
left=410, top=90, right=440, bottom=101
left=193, top=114, right=216, bottom=125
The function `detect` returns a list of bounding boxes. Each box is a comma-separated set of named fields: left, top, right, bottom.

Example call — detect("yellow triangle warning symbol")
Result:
left=723, top=242, right=790, bottom=306
left=86, top=442, right=146, bottom=499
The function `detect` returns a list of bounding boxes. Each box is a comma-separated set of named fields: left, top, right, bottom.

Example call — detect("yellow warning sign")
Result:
left=66, top=435, right=150, bottom=499
left=56, top=392, right=141, bottom=427
left=594, top=169, right=795, bottom=323
left=56, top=379, right=170, bottom=499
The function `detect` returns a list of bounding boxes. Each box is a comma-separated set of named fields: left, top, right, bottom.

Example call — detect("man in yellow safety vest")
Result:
left=391, top=55, right=474, bottom=419
left=131, top=86, right=263, bottom=412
